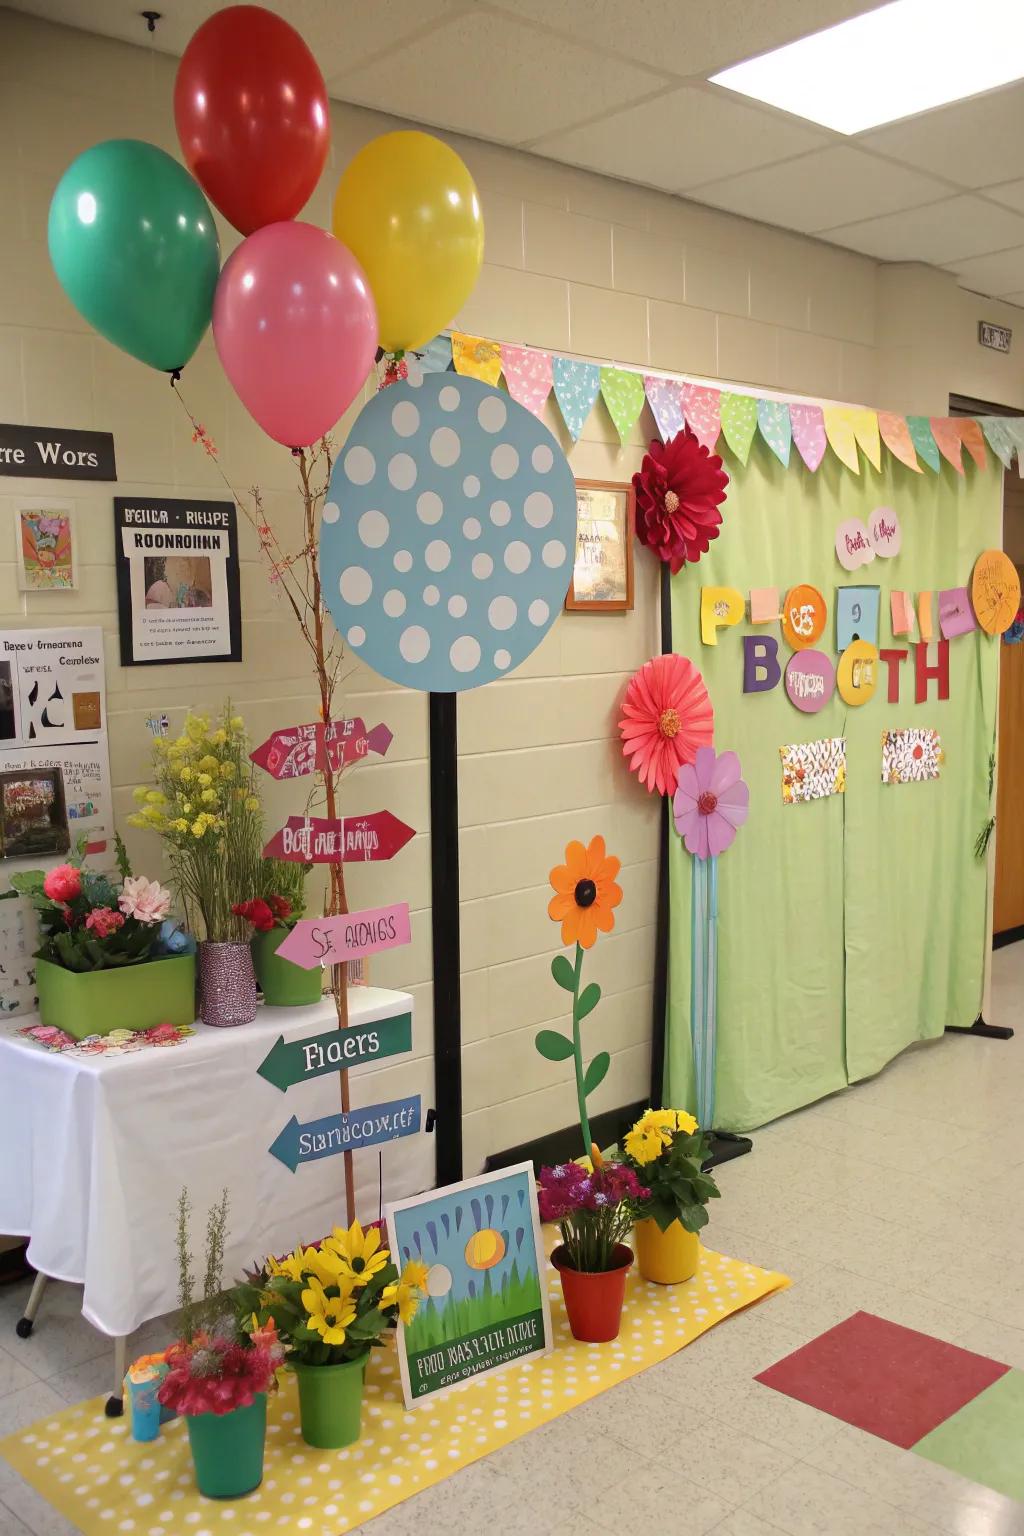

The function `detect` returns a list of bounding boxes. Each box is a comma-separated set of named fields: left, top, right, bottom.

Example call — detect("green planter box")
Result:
left=35, top=953, right=196, bottom=1039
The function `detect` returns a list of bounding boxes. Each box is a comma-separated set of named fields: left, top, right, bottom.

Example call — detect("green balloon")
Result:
left=48, top=139, right=220, bottom=372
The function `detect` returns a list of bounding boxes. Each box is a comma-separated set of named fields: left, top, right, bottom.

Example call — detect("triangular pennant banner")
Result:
left=411, top=334, right=453, bottom=375
left=954, top=418, right=987, bottom=470
left=644, top=376, right=685, bottom=442
left=719, top=392, right=759, bottom=465
left=500, top=344, right=553, bottom=420
left=930, top=418, right=965, bottom=475
left=680, top=383, right=721, bottom=453
left=1005, top=420, right=1024, bottom=477
left=823, top=406, right=860, bottom=473
left=600, top=366, right=646, bottom=443
left=553, top=357, right=601, bottom=442
left=851, top=408, right=881, bottom=471
left=451, top=332, right=503, bottom=385
left=789, top=403, right=826, bottom=471
left=980, top=417, right=1015, bottom=469
left=906, top=416, right=941, bottom=472
left=878, top=411, right=921, bottom=472
left=757, top=399, right=791, bottom=467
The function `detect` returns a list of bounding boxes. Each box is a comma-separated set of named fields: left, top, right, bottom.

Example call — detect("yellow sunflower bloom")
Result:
left=401, top=1258, right=429, bottom=1292
left=675, top=1110, right=699, bottom=1135
left=267, top=1246, right=306, bottom=1282
left=300, top=1244, right=348, bottom=1289
left=623, top=1125, right=666, bottom=1166
left=646, top=1109, right=678, bottom=1131
left=329, top=1221, right=390, bottom=1285
left=302, top=1275, right=356, bottom=1346
left=379, top=1277, right=420, bottom=1324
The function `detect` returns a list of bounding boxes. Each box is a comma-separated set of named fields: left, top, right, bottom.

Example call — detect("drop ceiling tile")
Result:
left=693, top=146, right=949, bottom=233
left=820, top=195, right=1024, bottom=265
left=327, top=10, right=667, bottom=144
left=983, top=180, right=1024, bottom=214
left=950, top=246, right=1024, bottom=298
left=533, top=87, right=827, bottom=194
left=859, top=84, right=1024, bottom=191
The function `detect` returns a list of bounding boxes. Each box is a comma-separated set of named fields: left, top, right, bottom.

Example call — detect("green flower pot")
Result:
left=185, top=1394, right=266, bottom=1499
left=252, top=928, right=322, bottom=1007
left=35, top=953, right=195, bottom=1039
left=293, top=1357, right=366, bottom=1449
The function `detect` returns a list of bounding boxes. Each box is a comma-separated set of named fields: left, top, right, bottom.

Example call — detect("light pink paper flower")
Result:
left=119, top=874, right=172, bottom=925
left=673, top=746, right=749, bottom=860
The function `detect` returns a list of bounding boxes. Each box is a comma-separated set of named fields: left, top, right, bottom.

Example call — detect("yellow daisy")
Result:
left=329, top=1221, right=389, bottom=1285
left=302, top=1276, right=356, bottom=1346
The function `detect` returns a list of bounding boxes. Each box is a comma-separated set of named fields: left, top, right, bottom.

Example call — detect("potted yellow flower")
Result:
left=240, top=1221, right=426, bottom=1448
left=621, top=1109, right=721, bottom=1285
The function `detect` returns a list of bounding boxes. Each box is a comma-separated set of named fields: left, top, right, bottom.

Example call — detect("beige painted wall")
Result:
left=2, top=9, right=1022, bottom=1178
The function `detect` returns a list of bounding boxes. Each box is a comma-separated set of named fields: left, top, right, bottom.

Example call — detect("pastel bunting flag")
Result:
left=878, top=411, right=921, bottom=472
left=644, top=376, right=685, bottom=442
left=980, top=416, right=1015, bottom=469
left=680, top=383, right=721, bottom=453
left=553, top=357, right=601, bottom=442
left=906, top=415, right=941, bottom=472
left=412, top=334, right=453, bottom=374
left=823, top=406, right=860, bottom=473
left=1005, top=419, right=1024, bottom=476
left=718, top=392, right=759, bottom=465
left=757, top=399, right=791, bottom=466
left=600, top=366, right=646, bottom=443
left=451, top=332, right=503, bottom=385
left=789, top=403, right=826, bottom=471
left=954, top=418, right=987, bottom=470
left=930, top=418, right=965, bottom=474
left=500, top=344, right=553, bottom=420
left=851, top=408, right=881, bottom=471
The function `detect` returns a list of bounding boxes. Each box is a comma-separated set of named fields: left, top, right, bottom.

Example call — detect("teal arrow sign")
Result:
left=269, top=1095, right=421, bottom=1172
left=257, top=1012, right=412, bottom=1092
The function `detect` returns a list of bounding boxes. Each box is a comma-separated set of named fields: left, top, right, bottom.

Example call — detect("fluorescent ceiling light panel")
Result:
left=709, top=0, right=1024, bottom=136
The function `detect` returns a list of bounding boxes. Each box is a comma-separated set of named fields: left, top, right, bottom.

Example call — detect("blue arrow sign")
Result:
left=269, top=1095, right=421, bottom=1173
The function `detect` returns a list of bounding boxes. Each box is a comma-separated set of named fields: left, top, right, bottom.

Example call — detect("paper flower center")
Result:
left=574, top=878, right=597, bottom=909
left=663, top=490, right=680, bottom=514
left=697, top=790, right=718, bottom=816
left=658, top=707, right=681, bottom=739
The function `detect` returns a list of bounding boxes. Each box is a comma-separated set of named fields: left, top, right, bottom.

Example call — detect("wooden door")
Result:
left=994, top=638, right=1024, bottom=934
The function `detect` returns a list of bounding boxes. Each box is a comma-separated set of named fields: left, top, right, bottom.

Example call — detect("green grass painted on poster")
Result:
left=403, top=1263, right=542, bottom=1357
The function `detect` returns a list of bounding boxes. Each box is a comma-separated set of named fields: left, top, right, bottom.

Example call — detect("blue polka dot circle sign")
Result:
left=321, top=371, right=577, bottom=692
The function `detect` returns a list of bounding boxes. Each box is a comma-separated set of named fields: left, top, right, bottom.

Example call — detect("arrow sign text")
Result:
left=276, top=902, right=411, bottom=970
left=269, top=1095, right=421, bottom=1172
left=264, top=811, right=415, bottom=864
left=257, top=1012, right=412, bottom=1092
left=251, top=719, right=393, bottom=781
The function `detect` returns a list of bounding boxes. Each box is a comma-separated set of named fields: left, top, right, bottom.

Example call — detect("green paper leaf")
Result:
left=551, top=954, right=575, bottom=991
left=583, top=1051, right=610, bottom=1096
left=535, top=1029, right=575, bottom=1062
left=600, top=366, right=646, bottom=443
left=720, top=392, right=759, bottom=465
left=576, top=982, right=601, bottom=1020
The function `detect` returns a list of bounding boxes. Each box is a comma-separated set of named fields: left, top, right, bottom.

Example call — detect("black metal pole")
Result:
left=650, top=563, right=673, bottom=1107
left=429, top=691, right=463, bottom=1185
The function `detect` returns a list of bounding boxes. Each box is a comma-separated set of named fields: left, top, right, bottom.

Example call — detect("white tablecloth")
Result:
left=0, top=987, right=427, bottom=1337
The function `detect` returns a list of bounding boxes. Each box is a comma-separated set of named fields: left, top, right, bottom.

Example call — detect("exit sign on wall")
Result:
left=979, top=322, right=1012, bottom=354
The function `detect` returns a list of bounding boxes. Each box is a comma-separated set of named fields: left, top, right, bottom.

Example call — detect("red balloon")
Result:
left=174, top=4, right=329, bottom=236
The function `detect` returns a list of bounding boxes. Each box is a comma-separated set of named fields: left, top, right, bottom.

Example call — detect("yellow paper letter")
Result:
left=701, top=586, right=744, bottom=646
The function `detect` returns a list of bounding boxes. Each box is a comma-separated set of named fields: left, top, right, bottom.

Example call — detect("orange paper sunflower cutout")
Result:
left=619, top=653, right=714, bottom=796
left=548, top=835, right=622, bottom=949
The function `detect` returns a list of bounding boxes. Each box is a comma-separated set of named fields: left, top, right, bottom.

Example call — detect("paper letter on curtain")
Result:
left=700, top=586, right=743, bottom=645
left=881, top=728, right=942, bottom=784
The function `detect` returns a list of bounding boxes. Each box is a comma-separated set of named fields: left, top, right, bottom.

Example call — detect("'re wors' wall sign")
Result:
left=0, top=423, right=116, bottom=481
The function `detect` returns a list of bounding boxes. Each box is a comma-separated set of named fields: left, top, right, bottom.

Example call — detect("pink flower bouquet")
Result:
left=12, top=850, right=178, bottom=973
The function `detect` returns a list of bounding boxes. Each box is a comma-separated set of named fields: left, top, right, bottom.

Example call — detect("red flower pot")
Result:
left=551, top=1243, right=633, bottom=1343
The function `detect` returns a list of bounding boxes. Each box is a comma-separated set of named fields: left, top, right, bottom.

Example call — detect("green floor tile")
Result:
left=913, top=1368, right=1024, bottom=1501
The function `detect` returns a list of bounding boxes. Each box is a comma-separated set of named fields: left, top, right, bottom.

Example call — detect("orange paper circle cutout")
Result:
left=971, top=549, right=1021, bottom=636
left=782, top=584, right=827, bottom=650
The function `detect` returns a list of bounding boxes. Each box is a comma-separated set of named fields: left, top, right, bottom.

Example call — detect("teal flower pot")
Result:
left=185, top=1394, right=266, bottom=1498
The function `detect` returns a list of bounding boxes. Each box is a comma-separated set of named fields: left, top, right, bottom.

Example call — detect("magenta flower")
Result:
left=84, top=906, right=125, bottom=938
left=674, top=746, right=748, bottom=859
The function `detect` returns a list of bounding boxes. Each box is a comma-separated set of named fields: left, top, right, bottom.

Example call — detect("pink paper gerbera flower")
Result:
left=674, top=746, right=749, bottom=859
left=619, top=654, right=714, bottom=796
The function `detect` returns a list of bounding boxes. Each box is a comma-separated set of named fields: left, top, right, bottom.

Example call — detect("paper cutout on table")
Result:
left=719, top=392, right=759, bottom=465
left=782, top=584, right=827, bottom=650
left=786, top=403, right=824, bottom=472
left=680, top=383, right=721, bottom=454
left=750, top=586, right=780, bottom=623
left=930, top=418, right=965, bottom=475
left=916, top=640, right=950, bottom=702
left=451, top=333, right=502, bottom=386
left=784, top=650, right=835, bottom=714
left=835, top=517, right=875, bottom=571
left=501, top=345, right=553, bottom=420
left=276, top=902, right=412, bottom=969
left=743, top=635, right=782, bottom=693
left=918, top=591, right=935, bottom=642
left=410, top=333, right=453, bottom=376
left=879, top=648, right=908, bottom=703
left=836, top=586, right=880, bottom=650
left=877, top=411, right=922, bottom=473
left=955, top=418, right=988, bottom=470
left=980, top=416, right=1015, bottom=469
left=321, top=371, right=576, bottom=692
left=971, top=549, right=1022, bottom=636
left=890, top=590, right=915, bottom=638
left=823, top=406, right=860, bottom=473
left=869, top=506, right=901, bottom=558
left=882, top=728, right=943, bottom=784
left=18, top=1021, right=193, bottom=1056
left=251, top=719, right=392, bottom=780
left=700, top=585, right=744, bottom=645
left=644, top=377, right=684, bottom=443
left=939, top=587, right=977, bottom=640
left=757, top=399, right=791, bottom=467
left=264, top=812, right=415, bottom=863
left=269, top=1095, right=421, bottom=1171
left=906, top=416, right=941, bottom=473
left=257, top=1012, right=412, bottom=1091
left=553, top=357, right=601, bottom=443
left=852, top=408, right=882, bottom=471
left=780, top=737, right=847, bottom=804
left=837, top=639, right=878, bottom=706
left=600, top=366, right=646, bottom=443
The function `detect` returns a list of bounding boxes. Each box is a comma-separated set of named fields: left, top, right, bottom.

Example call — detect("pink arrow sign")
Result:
left=276, top=902, right=412, bottom=969
left=264, top=812, right=415, bottom=864
left=251, top=719, right=393, bottom=780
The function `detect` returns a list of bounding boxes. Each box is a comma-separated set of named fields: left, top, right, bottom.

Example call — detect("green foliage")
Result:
left=258, top=857, right=310, bottom=922
left=401, top=1262, right=542, bottom=1358
left=175, top=1188, right=197, bottom=1343
left=576, top=982, right=601, bottom=1020
left=13, top=855, right=161, bottom=972
left=583, top=1051, right=610, bottom=1096
left=114, top=831, right=133, bottom=881
left=238, top=1258, right=400, bottom=1367
left=623, top=1122, right=721, bottom=1234
left=174, top=1186, right=231, bottom=1344
left=551, top=953, right=575, bottom=991
left=535, top=1029, right=574, bottom=1061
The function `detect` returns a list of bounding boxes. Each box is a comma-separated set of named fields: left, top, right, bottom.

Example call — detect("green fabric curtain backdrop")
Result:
left=664, top=442, right=1002, bottom=1131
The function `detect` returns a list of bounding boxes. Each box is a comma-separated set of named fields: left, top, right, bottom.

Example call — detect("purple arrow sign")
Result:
left=276, top=903, right=411, bottom=969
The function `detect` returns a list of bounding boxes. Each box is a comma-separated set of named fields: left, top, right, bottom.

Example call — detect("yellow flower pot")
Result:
left=634, top=1218, right=700, bottom=1285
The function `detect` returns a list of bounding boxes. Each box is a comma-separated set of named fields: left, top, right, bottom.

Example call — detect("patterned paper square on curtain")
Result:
left=881, top=728, right=942, bottom=784
left=779, top=737, right=847, bottom=804
left=451, top=332, right=503, bottom=385
left=789, top=403, right=827, bottom=471
left=600, top=366, right=646, bottom=443
left=906, top=416, right=941, bottom=472
left=757, top=399, right=792, bottom=467
left=719, top=393, right=759, bottom=465
left=500, top=344, right=553, bottom=420
left=680, top=384, right=721, bottom=453
left=553, top=357, right=601, bottom=443
left=930, top=419, right=965, bottom=474
left=645, top=376, right=685, bottom=442
left=878, top=411, right=922, bottom=472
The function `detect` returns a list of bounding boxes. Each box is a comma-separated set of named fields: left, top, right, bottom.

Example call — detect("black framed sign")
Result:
left=114, top=497, right=242, bottom=667
left=0, top=424, right=116, bottom=481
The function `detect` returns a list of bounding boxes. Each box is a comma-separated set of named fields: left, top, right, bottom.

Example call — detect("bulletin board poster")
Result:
left=0, top=627, right=113, bottom=868
left=114, top=497, right=242, bottom=666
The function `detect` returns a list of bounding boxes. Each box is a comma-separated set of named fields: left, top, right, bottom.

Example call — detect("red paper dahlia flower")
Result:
left=619, top=653, right=714, bottom=797
left=632, top=427, right=729, bottom=574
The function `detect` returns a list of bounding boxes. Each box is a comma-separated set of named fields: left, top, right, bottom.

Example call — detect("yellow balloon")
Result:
left=464, top=1228, right=505, bottom=1271
left=333, top=131, right=484, bottom=355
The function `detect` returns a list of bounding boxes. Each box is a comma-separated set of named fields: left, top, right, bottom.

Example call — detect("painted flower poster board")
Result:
left=386, top=1162, right=552, bottom=1408
left=16, top=503, right=75, bottom=590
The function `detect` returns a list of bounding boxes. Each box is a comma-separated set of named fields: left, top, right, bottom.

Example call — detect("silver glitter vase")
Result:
left=198, top=940, right=259, bottom=1027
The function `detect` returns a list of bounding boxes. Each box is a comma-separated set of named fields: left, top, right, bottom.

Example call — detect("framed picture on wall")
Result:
left=565, top=479, right=635, bottom=612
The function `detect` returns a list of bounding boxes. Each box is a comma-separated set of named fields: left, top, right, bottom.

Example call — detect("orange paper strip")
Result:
left=823, top=406, right=860, bottom=473
left=918, top=592, right=935, bottom=643
left=851, top=408, right=881, bottom=471
left=890, top=591, right=915, bottom=638
left=878, top=412, right=922, bottom=473
left=955, top=418, right=988, bottom=470
left=930, top=418, right=965, bottom=475
left=451, top=333, right=503, bottom=386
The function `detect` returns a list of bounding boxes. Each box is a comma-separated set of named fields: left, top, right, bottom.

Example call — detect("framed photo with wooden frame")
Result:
left=565, top=479, right=635, bottom=612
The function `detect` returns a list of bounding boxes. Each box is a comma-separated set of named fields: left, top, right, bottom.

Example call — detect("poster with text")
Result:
left=114, top=497, right=242, bottom=666
left=386, top=1162, right=552, bottom=1407
left=0, top=627, right=112, bottom=869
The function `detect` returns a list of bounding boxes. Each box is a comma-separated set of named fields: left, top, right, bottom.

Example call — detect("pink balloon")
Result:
left=213, top=220, right=377, bottom=447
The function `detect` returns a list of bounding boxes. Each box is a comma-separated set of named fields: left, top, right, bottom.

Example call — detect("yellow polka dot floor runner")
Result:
left=0, top=1246, right=788, bottom=1535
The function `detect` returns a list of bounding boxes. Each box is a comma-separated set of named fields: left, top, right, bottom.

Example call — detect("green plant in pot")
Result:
left=621, top=1109, right=721, bottom=1285
left=233, top=858, right=321, bottom=1007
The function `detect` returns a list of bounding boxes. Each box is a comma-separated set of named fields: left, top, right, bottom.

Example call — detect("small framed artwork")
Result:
left=565, top=479, right=635, bottom=612
left=16, top=501, right=76, bottom=591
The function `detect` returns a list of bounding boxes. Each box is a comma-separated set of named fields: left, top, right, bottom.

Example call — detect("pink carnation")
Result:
left=85, top=907, right=125, bottom=938
left=119, top=875, right=172, bottom=925
left=43, top=864, right=81, bottom=903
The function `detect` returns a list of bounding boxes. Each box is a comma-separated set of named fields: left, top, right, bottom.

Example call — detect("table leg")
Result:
left=15, top=1271, right=48, bottom=1339
left=104, top=1335, right=127, bottom=1419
